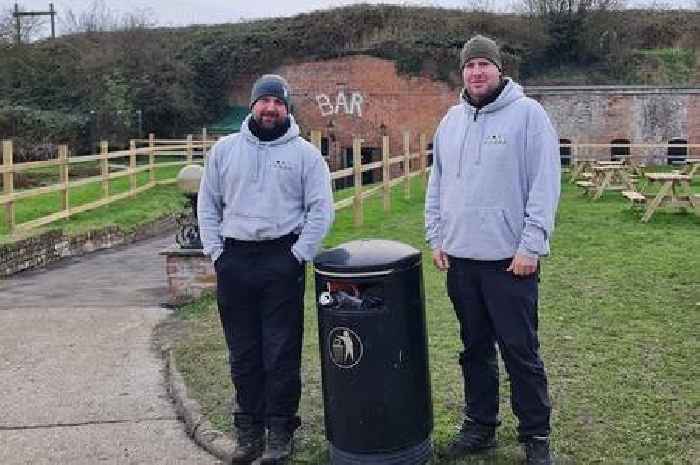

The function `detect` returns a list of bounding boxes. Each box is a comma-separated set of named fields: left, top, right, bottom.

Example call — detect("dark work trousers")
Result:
left=215, top=234, right=305, bottom=430
left=446, top=257, right=551, bottom=441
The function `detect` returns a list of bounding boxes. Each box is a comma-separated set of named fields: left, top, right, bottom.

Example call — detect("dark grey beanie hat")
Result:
left=460, top=35, right=502, bottom=70
left=250, top=74, right=291, bottom=109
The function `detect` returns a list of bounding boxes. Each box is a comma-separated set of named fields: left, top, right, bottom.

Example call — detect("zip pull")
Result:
left=473, top=108, right=479, bottom=122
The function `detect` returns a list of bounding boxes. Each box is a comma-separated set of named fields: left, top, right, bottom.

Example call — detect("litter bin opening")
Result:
left=318, top=280, right=384, bottom=313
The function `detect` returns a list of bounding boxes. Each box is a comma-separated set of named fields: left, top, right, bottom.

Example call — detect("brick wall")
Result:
left=689, top=95, right=700, bottom=157
left=230, top=56, right=700, bottom=165
left=231, top=55, right=458, bottom=166
left=162, top=249, right=216, bottom=305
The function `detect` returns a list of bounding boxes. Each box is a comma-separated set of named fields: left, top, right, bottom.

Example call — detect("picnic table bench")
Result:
left=621, top=190, right=646, bottom=204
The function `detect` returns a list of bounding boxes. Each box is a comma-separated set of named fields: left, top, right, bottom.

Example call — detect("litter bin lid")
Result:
left=314, top=239, right=421, bottom=275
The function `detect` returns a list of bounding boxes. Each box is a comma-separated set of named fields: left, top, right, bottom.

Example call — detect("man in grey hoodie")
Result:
left=425, top=35, right=560, bottom=465
left=198, top=74, right=334, bottom=465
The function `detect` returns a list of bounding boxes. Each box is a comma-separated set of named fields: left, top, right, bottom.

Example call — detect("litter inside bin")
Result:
left=319, top=281, right=383, bottom=311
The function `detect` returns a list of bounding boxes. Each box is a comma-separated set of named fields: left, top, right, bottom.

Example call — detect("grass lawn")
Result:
left=0, top=164, right=187, bottom=242
left=172, top=175, right=699, bottom=465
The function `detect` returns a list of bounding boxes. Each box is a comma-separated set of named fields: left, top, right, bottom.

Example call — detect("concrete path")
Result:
left=0, top=235, right=222, bottom=465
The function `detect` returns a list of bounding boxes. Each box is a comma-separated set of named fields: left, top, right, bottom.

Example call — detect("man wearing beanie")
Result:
left=198, top=74, right=334, bottom=465
left=425, top=35, right=560, bottom=465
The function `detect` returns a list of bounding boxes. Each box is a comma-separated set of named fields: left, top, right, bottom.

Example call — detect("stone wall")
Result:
left=0, top=216, right=176, bottom=278
left=528, top=86, right=700, bottom=162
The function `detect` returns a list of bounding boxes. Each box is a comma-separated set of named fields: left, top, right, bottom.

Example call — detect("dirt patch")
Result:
left=152, top=314, right=192, bottom=353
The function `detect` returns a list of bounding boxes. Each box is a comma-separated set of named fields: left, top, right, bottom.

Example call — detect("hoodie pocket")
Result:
left=444, top=207, right=517, bottom=258
left=230, top=211, right=278, bottom=238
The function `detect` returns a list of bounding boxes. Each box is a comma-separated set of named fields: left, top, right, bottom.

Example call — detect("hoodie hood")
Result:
left=460, top=78, right=524, bottom=115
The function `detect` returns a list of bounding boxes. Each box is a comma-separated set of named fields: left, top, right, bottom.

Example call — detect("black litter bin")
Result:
left=313, top=239, right=432, bottom=465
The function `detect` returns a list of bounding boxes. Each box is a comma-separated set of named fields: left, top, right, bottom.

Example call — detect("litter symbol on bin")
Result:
left=329, top=327, right=363, bottom=368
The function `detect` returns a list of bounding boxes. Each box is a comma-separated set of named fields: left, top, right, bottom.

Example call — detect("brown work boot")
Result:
left=230, top=417, right=264, bottom=465
left=441, top=418, right=497, bottom=459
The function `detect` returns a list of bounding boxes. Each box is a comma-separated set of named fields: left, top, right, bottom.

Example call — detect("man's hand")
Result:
left=507, top=253, right=538, bottom=276
left=432, top=248, right=449, bottom=272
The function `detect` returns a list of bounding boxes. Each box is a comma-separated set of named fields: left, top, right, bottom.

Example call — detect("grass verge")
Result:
left=173, top=176, right=699, bottom=464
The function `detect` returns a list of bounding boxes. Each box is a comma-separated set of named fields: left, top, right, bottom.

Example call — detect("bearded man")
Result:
left=198, top=74, right=334, bottom=465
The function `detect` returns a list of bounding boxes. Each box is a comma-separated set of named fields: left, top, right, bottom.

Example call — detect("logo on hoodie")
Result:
left=272, top=159, right=294, bottom=171
left=484, top=134, right=507, bottom=145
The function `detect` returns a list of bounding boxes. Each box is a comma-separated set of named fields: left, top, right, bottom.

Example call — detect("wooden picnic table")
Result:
left=597, top=160, right=625, bottom=166
left=577, top=164, right=636, bottom=200
left=569, top=159, right=597, bottom=183
left=684, top=158, right=700, bottom=177
left=635, top=172, right=698, bottom=222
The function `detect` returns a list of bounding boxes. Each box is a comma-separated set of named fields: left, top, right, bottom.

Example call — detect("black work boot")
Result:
left=441, top=418, right=497, bottom=459
left=260, top=418, right=297, bottom=465
left=524, top=436, right=553, bottom=465
left=230, top=417, right=264, bottom=465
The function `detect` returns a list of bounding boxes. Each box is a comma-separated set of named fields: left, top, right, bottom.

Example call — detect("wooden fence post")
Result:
left=353, top=137, right=363, bottom=227
left=2, top=140, right=15, bottom=233
left=148, top=133, right=155, bottom=184
left=129, top=139, right=136, bottom=196
left=403, top=131, right=411, bottom=199
left=100, top=141, right=109, bottom=198
left=58, top=145, right=70, bottom=215
left=382, top=135, right=391, bottom=213
left=419, top=133, right=427, bottom=187
left=186, top=134, right=193, bottom=164
left=201, top=127, right=209, bottom=165
left=310, top=130, right=322, bottom=151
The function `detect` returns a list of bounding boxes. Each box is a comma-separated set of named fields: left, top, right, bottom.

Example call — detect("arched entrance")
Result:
left=610, top=139, right=630, bottom=162
left=667, top=139, right=687, bottom=166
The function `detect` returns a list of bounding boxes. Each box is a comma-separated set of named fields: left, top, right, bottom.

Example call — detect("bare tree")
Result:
left=522, top=0, right=623, bottom=17
left=0, top=6, right=47, bottom=44
left=60, top=0, right=154, bottom=34
left=463, top=0, right=499, bottom=12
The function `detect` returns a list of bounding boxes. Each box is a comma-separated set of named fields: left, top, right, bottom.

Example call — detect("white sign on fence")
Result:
left=316, top=91, right=363, bottom=117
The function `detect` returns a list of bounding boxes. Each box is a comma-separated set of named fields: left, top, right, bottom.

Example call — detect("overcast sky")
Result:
left=4, top=0, right=697, bottom=33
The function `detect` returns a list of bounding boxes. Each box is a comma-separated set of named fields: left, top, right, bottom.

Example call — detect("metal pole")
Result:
left=50, top=3, right=55, bottom=39
left=136, top=110, right=143, bottom=140
left=14, top=4, right=21, bottom=45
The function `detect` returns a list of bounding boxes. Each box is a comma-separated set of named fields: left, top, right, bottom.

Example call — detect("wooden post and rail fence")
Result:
left=3, top=135, right=697, bottom=235
left=0, top=133, right=213, bottom=234
left=0, top=130, right=432, bottom=235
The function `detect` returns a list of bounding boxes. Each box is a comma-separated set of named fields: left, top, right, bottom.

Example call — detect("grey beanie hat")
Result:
left=460, top=35, right=502, bottom=70
left=250, top=74, right=291, bottom=110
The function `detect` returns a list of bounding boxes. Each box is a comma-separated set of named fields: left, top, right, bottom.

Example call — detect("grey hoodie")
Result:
left=197, top=114, right=334, bottom=263
left=425, top=80, right=560, bottom=260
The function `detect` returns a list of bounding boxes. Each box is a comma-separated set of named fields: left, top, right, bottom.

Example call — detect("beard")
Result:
left=249, top=112, right=291, bottom=142
left=254, top=111, right=287, bottom=130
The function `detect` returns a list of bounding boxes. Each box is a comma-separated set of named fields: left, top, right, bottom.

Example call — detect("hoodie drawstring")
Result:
left=457, top=107, right=471, bottom=178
